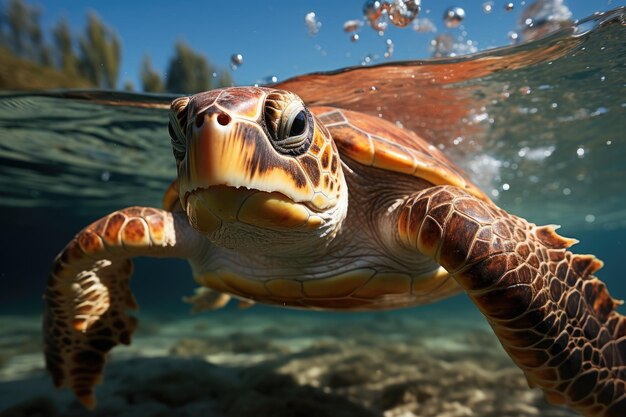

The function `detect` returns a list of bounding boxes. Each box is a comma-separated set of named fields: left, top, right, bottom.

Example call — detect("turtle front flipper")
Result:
left=395, top=185, right=625, bottom=417
left=43, top=207, right=203, bottom=408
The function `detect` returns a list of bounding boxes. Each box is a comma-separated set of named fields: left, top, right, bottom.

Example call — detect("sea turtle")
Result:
left=44, top=87, right=625, bottom=416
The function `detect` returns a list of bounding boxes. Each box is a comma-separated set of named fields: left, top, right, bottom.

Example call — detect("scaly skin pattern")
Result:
left=396, top=185, right=626, bottom=417
left=43, top=207, right=198, bottom=408
left=43, top=87, right=625, bottom=417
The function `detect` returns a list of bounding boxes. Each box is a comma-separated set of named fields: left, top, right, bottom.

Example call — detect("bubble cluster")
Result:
left=518, top=0, right=573, bottom=42
left=430, top=33, right=478, bottom=58
left=388, top=0, right=421, bottom=28
left=363, top=0, right=385, bottom=28
left=443, top=6, right=465, bottom=29
left=230, top=53, right=243, bottom=69
left=412, top=17, right=436, bottom=33
left=384, top=38, right=394, bottom=58
left=332, top=0, right=562, bottom=64
left=305, top=12, right=321, bottom=36
left=430, top=34, right=453, bottom=57
left=363, top=0, right=421, bottom=31
left=361, top=54, right=375, bottom=65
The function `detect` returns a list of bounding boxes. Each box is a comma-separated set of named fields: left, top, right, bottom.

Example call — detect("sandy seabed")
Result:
left=0, top=306, right=579, bottom=417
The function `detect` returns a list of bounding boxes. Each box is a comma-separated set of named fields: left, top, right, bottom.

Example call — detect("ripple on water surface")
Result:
left=0, top=8, right=624, bottom=231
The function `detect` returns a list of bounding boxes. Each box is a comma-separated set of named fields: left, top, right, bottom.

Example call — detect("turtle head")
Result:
left=168, top=87, right=348, bottom=254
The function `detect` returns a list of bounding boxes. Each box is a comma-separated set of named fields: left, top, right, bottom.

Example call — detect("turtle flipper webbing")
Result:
left=396, top=185, right=626, bottom=417
left=43, top=207, right=201, bottom=408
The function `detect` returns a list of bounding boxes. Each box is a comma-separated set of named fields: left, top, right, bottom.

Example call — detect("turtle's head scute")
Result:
left=171, top=87, right=348, bottom=254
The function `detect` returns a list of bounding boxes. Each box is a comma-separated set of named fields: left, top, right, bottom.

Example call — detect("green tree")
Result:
left=165, top=41, right=213, bottom=94
left=140, top=56, right=164, bottom=93
left=52, top=17, right=78, bottom=74
left=217, top=70, right=233, bottom=88
left=3, top=0, right=46, bottom=63
left=40, top=44, right=53, bottom=66
left=78, top=12, right=121, bottom=88
left=4, top=0, right=30, bottom=55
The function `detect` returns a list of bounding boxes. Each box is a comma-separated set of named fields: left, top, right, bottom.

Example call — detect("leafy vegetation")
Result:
left=0, top=0, right=232, bottom=92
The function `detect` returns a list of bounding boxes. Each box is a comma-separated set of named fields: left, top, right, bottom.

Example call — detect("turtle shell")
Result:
left=311, top=106, right=490, bottom=203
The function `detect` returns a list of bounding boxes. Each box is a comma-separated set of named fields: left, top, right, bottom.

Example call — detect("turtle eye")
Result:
left=289, top=110, right=307, bottom=137
left=264, top=92, right=313, bottom=156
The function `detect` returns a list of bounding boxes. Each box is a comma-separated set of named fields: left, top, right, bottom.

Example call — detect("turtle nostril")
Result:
left=217, top=113, right=231, bottom=126
left=195, top=113, right=205, bottom=128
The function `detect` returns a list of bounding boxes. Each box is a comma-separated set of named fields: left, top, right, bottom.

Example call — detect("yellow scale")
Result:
left=195, top=266, right=458, bottom=310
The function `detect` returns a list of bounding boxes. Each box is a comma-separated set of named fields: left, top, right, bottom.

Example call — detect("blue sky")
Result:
left=32, top=0, right=623, bottom=89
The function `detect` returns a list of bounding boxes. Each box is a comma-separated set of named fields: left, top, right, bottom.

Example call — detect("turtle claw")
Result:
left=43, top=207, right=200, bottom=407
left=237, top=299, right=255, bottom=309
left=44, top=254, right=138, bottom=409
left=397, top=185, right=626, bottom=417
left=535, top=224, right=579, bottom=249
left=183, top=287, right=232, bottom=313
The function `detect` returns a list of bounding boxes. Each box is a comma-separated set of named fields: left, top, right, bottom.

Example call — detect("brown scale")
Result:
left=43, top=207, right=190, bottom=408
left=43, top=87, right=626, bottom=417
left=397, top=185, right=626, bottom=417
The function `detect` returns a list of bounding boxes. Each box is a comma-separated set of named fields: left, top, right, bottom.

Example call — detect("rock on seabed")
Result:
left=0, top=310, right=578, bottom=417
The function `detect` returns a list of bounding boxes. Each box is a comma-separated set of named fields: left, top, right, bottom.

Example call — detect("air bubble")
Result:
left=502, top=183, right=510, bottom=191
left=562, top=188, right=571, bottom=195
left=305, top=12, right=321, bottom=36
left=443, top=6, right=465, bottom=29
left=505, top=2, right=514, bottom=12
left=361, top=54, right=374, bottom=65
left=351, top=33, right=360, bottom=42
left=343, top=19, right=363, bottom=32
left=363, top=0, right=386, bottom=29
left=388, top=0, right=421, bottom=28
left=585, top=214, right=596, bottom=223
left=482, top=1, right=494, bottom=13
left=509, top=31, right=519, bottom=41
left=576, top=147, right=585, bottom=158
left=230, top=53, right=243, bottom=69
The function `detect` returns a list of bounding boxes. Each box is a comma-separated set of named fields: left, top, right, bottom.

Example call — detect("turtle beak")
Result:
left=178, top=107, right=320, bottom=211
left=179, top=108, right=328, bottom=235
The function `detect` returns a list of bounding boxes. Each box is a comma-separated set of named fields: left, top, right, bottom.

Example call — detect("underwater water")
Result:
left=0, top=7, right=625, bottom=417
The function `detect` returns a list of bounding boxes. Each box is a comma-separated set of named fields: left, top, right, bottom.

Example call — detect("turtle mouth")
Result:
left=184, top=185, right=324, bottom=234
